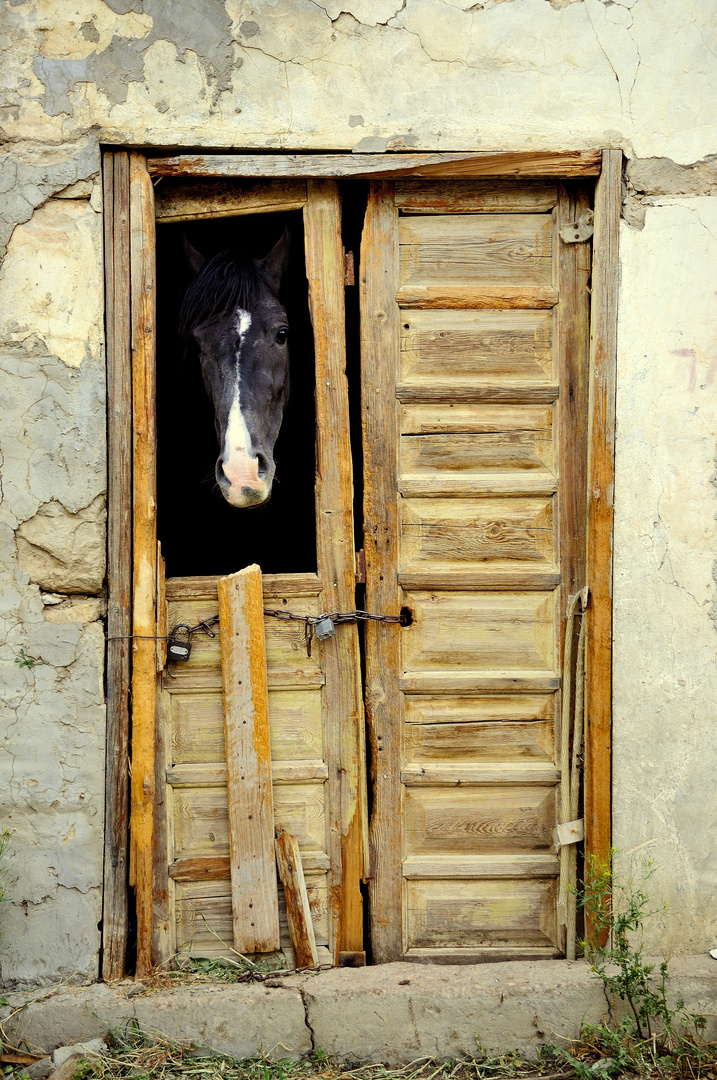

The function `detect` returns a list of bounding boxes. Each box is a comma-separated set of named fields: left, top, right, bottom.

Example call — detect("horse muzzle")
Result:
left=216, top=451, right=272, bottom=508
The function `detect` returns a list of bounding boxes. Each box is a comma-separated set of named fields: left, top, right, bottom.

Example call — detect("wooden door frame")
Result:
left=101, top=148, right=619, bottom=978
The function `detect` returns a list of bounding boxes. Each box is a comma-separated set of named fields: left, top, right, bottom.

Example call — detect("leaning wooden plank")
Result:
left=275, top=827, right=319, bottom=969
left=148, top=151, right=602, bottom=179
left=129, top=152, right=158, bottom=979
left=155, top=178, right=307, bottom=222
left=102, top=150, right=132, bottom=981
left=218, top=564, right=280, bottom=954
left=304, top=180, right=366, bottom=955
left=584, top=150, right=621, bottom=942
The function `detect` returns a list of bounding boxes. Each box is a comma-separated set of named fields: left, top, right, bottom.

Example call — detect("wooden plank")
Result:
left=304, top=180, right=366, bottom=956
left=404, top=693, right=555, bottom=725
left=218, top=565, right=280, bottom=954
left=405, top=786, right=557, bottom=855
left=400, top=403, right=553, bottom=434
left=401, top=763, right=560, bottom=785
left=396, top=383, right=559, bottom=404
left=402, top=854, right=558, bottom=879
left=165, top=761, right=329, bottom=785
left=169, top=850, right=331, bottom=882
left=395, top=179, right=558, bottom=213
left=361, top=181, right=404, bottom=963
left=399, top=672, right=560, bottom=693
left=397, top=569, right=560, bottom=590
left=405, top=877, right=558, bottom=949
left=102, top=150, right=132, bottom=981
left=275, top=827, right=319, bottom=968
left=404, top=946, right=561, bottom=963
left=556, top=183, right=591, bottom=638
left=398, top=473, right=558, bottom=498
left=155, top=178, right=307, bottom=222
left=585, top=150, right=621, bottom=931
left=129, top=152, right=157, bottom=979
left=400, top=309, right=554, bottom=386
left=148, top=150, right=602, bottom=180
left=405, top=719, right=555, bottom=764
left=395, top=284, right=558, bottom=309
left=399, top=214, right=553, bottom=288
left=165, top=572, right=322, bottom=600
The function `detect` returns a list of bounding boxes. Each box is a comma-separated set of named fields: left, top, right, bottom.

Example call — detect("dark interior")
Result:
left=156, top=207, right=317, bottom=577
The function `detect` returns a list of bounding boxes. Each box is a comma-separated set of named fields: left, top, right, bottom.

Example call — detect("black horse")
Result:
left=179, top=230, right=291, bottom=508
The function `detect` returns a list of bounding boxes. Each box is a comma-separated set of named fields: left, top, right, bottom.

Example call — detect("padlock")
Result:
left=167, top=624, right=192, bottom=662
left=314, top=615, right=335, bottom=641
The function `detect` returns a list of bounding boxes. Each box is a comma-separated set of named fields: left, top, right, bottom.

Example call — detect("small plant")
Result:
left=14, top=649, right=44, bottom=669
left=552, top=852, right=714, bottom=1079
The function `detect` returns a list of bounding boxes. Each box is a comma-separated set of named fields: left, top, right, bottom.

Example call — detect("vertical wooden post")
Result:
left=585, top=149, right=621, bottom=938
left=304, top=181, right=366, bottom=958
left=129, top=152, right=157, bottom=978
left=102, top=150, right=133, bottom=980
left=218, top=565, right=280, bottom=954
left=360, top=181, right=404, bottom=963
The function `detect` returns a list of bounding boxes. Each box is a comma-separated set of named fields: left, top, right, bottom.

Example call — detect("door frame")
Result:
left=101, top=148, right=619, bottom=979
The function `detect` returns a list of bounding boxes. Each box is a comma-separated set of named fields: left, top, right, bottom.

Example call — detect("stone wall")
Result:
left=0, top=0, right=715, bottom=982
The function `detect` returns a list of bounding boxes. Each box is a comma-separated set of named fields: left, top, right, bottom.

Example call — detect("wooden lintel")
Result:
left=148, top=150, right=602, bottom=180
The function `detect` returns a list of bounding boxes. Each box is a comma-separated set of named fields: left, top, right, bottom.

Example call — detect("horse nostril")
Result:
left=256, top=454, right=268, bottom=480
left=216, top=459, right=230, bottom=487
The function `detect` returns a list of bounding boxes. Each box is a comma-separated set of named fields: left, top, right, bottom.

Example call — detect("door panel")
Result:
left=361, top=177, right=590, bottom=962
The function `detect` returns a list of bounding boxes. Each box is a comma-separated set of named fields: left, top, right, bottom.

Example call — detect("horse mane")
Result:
left=179, top=250, right=270, bottom=342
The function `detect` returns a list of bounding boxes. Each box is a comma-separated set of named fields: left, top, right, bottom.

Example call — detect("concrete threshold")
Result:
left=2, top=958, right=716, bottom=1066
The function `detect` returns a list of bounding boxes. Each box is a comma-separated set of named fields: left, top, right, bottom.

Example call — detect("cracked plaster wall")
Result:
left=0, top=0, right=716, bottom=980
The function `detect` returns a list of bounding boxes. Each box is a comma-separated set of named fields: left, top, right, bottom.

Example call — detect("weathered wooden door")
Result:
left=360, top=179, right=592, bottom=963
left=147, top=180, right=366, bottom=970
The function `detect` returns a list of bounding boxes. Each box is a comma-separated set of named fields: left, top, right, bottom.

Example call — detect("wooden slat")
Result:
left=164, top=668, right=326, bottom=691
left=404, top=693, right=555, bottom=725
left=401, top=763, right=560, bottom=785
left=398, top=473, right=558, bottom=498
left=275, top=827, right=319, bottom=969
left=165, top=762, right=329, bottom=785
left=155, top=178, right=307, bottom=222
left=361, top=181, right=404, bottom=963
left=304, top=180, right=366, bottom=956
left=585, top=150, right=621, bottom=932
left=395, top=179, right=558, bottom=213
left=218, top=565, right=280, bottom=954
left=165, top=572, right=322, bottom=601
left=400, top=671, right=561, bottom=693
left=404, top=946, right=561, bottom=963
left=396, top=285, right=558, bottom=310
left=148, top=151, right=602, bottom=180
left=398, top=569, right=560, bottom=590
left=400, top=403, right=553, bottom=433
left=129, top=152, right=157, bottom=979
left=395, top=383, right=559, bottom=404
left=402, top=854, right=559, bottom=879
left=169, top=850, right=331, bottom=882
left=405, top=718, right=554, bottom=764
left=102, top=150, right=132, bottom=981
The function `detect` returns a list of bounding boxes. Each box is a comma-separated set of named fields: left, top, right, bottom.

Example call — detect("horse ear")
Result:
left=256, top=226, right=290, bottom=295
left=184, top=235, right=206, bottom=277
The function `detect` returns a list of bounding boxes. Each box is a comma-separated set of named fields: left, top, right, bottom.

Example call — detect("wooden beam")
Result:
left=218, top=565, right=280, bottom=955
left=148, top=150, right=602, bottom=180
left=154, top=178, right=307, bottom=223
left=361, top=182, right=404, bottom=963
left=129, top=152, right=158, bottom=979
left=101, top=150, right=132, bottom=981
left=304, top=180, right=366, bottom=957
left=584, top=149, right=621, bottom=939
left=275, top=827, right=319, bottom=969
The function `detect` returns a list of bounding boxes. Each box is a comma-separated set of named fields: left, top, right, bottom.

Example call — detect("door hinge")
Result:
left=560, top=210, right=594, bottom=244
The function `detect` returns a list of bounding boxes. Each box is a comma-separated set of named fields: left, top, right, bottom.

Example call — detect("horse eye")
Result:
left=275, top=327, right=288, bottom=345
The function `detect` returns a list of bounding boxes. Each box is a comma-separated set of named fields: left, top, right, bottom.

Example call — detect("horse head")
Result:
left=179, top=229, right=291, bottom=508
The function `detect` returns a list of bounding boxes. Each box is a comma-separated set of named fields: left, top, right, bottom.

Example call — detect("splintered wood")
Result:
left=275, top=827, right=319, bottom=969
left=218, top=565, right=280, bottom=954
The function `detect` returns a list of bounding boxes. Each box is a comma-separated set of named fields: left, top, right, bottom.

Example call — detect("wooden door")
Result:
left=361, top=178, right=591, bottom=963
left=145, top=180, right=366, bottom=970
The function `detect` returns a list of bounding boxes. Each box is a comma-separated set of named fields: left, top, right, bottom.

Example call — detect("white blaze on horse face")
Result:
left=221, top=309, right=265, bottom=503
